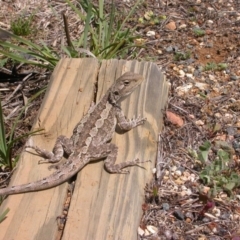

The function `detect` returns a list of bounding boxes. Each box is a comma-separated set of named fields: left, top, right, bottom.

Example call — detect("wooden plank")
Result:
left=0, top=59, right=169, bottom=240
left=62, top=60, right=169, bottom=240
left=0, top=58, right=99, bottom=240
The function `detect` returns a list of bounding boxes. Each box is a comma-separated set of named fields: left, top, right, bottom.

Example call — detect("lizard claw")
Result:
left=130, top=115, right=147, bottom=128
left=118, top=169, right=130, bottom=174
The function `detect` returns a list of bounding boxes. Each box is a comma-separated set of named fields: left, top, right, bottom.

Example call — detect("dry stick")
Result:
left=5, top=73, right=33, bottom=103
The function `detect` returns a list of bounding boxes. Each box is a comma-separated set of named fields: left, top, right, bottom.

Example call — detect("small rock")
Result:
left=223, top=113, right=233, bottom=122
left=147, top=225, right=158, bottom=234
left=230, top=75, right=239, bottom=81
left=193, top=69, right=201, bottom=77
left=189, top=174, right=196, bottom=182
left=175, top=170, right=182, bottom=176
left=186, top=73, right=194, bottom=79
left=179, top=70, right=185, bottom=77
left=173, top=66, right=179, bottom=71
left=157, top=49, right=163, bottom=54
left=186, top=189, right=192, bottom=195
left=206, top=55, right=211, bottom=59
left=138, top=227, right=145, bottom=236
left=165, top=46, right=174, bottom=52
left=181, top=185, right=187, bottom=191
left=187, top=66, right=195, bottom=73
left=186, top=58, right=195, bottom=64
left=206, top=20, right=214, bottom=25
left=209, top=74, right=216, bottom=80
left=171, top=166, right=177, bottom=172
left=232, top=214, right=240, bottom=221
left=146, top=31, right=155, bottom=37
left=165, top=21, right=176, bottom=30
left=214, top=113, right=222, bottom=118
left=179, top=24, right=187, bottom=29
left=185, top=212, right=194, bottom=221
left=162, top=203, right=170, bottom=211
left=235, top=195, right=240, bottom=201
left=165, top=170, right=169, bottom=176
left=173, top=210, right=185, bottom=220
left=212, top=207, right=221, bottom=217
left=176, top=83, right=193, bottom=96
left=195, top=82, right=209, bottom=91
left=207, top=7, right=215, bottom=12
left=195, top=120, right=204, bottom=126
left=174, top=178, right=184, bottom=185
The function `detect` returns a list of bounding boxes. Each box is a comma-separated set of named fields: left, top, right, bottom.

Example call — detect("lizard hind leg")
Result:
left=100, top=143, right=150, bottom=174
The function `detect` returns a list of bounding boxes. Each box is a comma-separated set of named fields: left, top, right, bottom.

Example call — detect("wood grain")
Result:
left=0, top=58, right=98, bottom=240
left=0, top=59, right=169, bottom=240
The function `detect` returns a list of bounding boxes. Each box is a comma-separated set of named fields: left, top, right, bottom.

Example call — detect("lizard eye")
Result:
left=114, top=91, right=119, bottom=95
left=124, top=80, right=130, bottom=86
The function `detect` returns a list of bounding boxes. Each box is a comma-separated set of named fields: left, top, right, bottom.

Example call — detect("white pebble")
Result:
left=146, top=31, right=155, bottom=37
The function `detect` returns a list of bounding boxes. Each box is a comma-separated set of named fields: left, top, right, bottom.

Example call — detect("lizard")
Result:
left=0, top=72, right=148, bottom=196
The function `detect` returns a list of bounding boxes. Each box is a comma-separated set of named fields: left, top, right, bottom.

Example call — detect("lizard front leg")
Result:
left=26, top=135, right=74, bottom=164
left=90, top=143, right=149, bottom=174
left=116, top=108, right=146, bottom=131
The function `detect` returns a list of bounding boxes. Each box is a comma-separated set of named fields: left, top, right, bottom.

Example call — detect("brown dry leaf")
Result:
left=166, top=111, right=184, bottom=127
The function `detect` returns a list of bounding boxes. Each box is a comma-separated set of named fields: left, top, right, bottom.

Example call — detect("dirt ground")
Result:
left=0, top=0, right=240, bottom=239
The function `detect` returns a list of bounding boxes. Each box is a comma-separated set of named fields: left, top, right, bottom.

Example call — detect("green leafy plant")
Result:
left=197, top=141, right=240, bottom=196
left=11, top=15, right=33, bottom=36
left=0, top=90, right=45, bottom=170
left=203, top=62, right=217, bottom=71
left=65, top=0, right=142, bottom=59
left=193, top=27, right=205, bottom=37
left=0, top=28, right=59, bottom=70
left=0, top=0, right=143, bottom=69
left=174, top=51, right=191, bottom=61
left=203, top=62, right=228, bottom=71
left=139, top=11, right=166, bottom=25
left=217, top=62, right=228, bottom=71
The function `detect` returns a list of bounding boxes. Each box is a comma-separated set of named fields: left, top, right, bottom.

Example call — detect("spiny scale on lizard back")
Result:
left=72, top=72, right=144, bottom=150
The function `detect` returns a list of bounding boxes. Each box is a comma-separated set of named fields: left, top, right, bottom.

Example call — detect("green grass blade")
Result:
left=98, top=0, right=104, bottom=46
left=6, top=34, right=42, bottom=51
left=65, top=0, right=86, bottom=20
left=0, top=208, right=10, bottom=224
left=8, top=88, right=46, bottom=143
left=0, top=40, right=32, bottom=53
left=105, top=1, right=115, bottom=47
left=28, top=52, right=58, bottom=67
left=0, top=49, right=54, bottom=69
left=0, top=100, right=7, bottom=160
left=83, top=2, right=93, bottom=50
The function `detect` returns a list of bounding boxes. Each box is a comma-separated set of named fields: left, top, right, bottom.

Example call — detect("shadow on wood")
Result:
left=0, top=59, right=169, bottom=240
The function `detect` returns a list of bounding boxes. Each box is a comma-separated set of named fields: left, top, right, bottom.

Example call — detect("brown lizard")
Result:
left=0, top=72, right=148, bottom=196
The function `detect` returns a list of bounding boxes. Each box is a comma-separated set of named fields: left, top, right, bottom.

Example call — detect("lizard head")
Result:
left=109, top=72, right=144, bottom=104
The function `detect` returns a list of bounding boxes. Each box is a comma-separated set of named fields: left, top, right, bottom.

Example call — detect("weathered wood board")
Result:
left=0, top=59, right=169, bottom=240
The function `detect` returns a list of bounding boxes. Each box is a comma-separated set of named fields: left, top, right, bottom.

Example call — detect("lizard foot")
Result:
left=130, top=116, right=147, bottom=127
